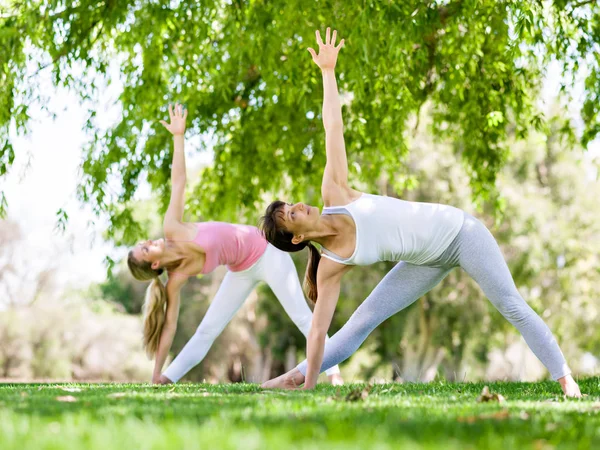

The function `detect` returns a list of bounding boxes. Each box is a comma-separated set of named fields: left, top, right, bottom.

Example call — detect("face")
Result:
left=277, top=202, right=320, bottom=243
left=132, top=238, right=166, bottom=269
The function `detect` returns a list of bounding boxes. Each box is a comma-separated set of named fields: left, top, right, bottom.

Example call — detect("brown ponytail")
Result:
left=304, top=243, right=321, bottom=303
left=259, top=200, right=322, bottom=302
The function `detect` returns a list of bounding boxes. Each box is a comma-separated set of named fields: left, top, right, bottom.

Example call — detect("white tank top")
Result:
left=321, top=193, right=464, bottom=266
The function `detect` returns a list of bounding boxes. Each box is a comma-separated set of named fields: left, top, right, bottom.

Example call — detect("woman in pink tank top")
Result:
left=126, top=104, right=342, bottom=385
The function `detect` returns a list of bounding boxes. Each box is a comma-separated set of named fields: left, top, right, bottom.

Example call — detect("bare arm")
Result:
left=160, top=103, right=188, bottom=235
left=322, top=69, right=348, bottom=190
left=307, top=28, right=352, bottom=206
left=152, top=276, right=186, bottom=382
left=303, top=259, right=351, bottom=389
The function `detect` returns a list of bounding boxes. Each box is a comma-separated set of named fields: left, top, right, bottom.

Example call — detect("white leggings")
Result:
left=163, top=243, right=340, bottom=382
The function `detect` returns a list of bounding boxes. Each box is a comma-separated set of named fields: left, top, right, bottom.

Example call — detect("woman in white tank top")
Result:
left=259, top=28, right=580, bottom=397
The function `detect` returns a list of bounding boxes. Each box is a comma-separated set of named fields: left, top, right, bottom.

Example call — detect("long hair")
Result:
left=127, top=250, right=167, bottom=358
left=259, top=200, right=321, bottom=303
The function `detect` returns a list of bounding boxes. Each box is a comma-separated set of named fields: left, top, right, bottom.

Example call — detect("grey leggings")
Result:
left=297, top=212, right=571, bottom=380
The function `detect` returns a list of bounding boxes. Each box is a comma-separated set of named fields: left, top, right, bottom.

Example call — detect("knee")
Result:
left=496, top=295, right=532, bottom=323
left=296, top=318, right=313, bottom=336
left=193, top=324, right=220, bottom=342
left=347, top=310, right=377, bottom=337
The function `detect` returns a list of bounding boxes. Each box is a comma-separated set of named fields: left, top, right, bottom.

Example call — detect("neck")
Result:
left=160, top=240, right=191, bottom=268
left=302, top=215, right=344, bottom=248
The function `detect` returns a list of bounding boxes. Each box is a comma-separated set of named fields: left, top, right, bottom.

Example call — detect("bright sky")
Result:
left=2, top=57, right=598, bottom=291
left=3, top=66, right=120, bottom=289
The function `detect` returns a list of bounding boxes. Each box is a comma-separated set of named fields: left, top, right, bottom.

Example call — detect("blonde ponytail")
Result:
left=142, top=277, right=167, bottom=359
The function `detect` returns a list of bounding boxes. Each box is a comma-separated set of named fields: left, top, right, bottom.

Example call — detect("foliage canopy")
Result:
left=1, top=0, right=600, bottom=239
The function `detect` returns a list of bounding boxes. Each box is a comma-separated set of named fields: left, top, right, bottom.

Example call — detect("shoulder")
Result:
left=317, top=256, right=352, bottom=282
left=163, top=221, right=197, bottom=241
left=166, top=272, right=189, bottom=291
left=321, top=182, right=362, bottom=207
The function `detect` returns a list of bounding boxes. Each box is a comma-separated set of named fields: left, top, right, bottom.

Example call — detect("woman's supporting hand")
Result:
left=307, top=27, right=344, bottom=72
left=151, top=374, right=173, bottom=385
left=159, top=103, right=187, bottom=136
left=558, top=374, right=582, bottom=398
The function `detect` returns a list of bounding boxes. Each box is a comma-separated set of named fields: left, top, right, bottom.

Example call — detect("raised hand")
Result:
left=307, top=27, right=345, bottom=71
left=159, top=103, right=187, bottom=136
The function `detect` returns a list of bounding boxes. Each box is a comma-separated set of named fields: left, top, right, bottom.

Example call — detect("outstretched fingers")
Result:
left=163, top=103, right=186, bottom=128
left=308, top=28, right=345, bottom=68
left=316, top=27, right=342, bottom=49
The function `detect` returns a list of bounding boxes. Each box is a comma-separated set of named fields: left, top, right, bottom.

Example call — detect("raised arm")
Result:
left=152, top=276, right=186, bottom=383
left=307, top=28, right=350, bottom=206
left=159, top=103, right=188, bottom=235
left=303, top=259, right=351, bottom=389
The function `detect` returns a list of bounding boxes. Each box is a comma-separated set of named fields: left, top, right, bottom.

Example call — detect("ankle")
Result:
left=286, top=368, right=306, bottom=386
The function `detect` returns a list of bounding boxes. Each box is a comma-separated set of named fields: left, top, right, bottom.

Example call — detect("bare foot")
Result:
left=328, top=373, right=344, bottom=386
left=558, top=374, right=581, bottom=398
left=261, top=368, right=305, bottom=390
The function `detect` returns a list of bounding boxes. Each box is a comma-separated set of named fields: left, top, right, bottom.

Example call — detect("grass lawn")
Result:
left=0, top=377, right=599, bottom=449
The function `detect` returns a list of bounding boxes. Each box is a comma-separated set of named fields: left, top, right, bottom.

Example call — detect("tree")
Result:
left=2, top=1, right=600, bottom=239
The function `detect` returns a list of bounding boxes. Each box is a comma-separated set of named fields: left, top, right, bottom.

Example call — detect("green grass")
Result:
left=0, top=378, right=599, bottom=449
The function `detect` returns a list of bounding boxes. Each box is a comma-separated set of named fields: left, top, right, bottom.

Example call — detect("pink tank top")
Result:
left=191, top=222, right=268, bottom=274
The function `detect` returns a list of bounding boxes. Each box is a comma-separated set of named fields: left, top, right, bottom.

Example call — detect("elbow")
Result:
left=324, top=121, right=344, bottom=133
left=164, top=316, right=178, bottom=331
left=172, top=180, right=186, bottom=191
left=308, top=327, right=327, bottom=342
